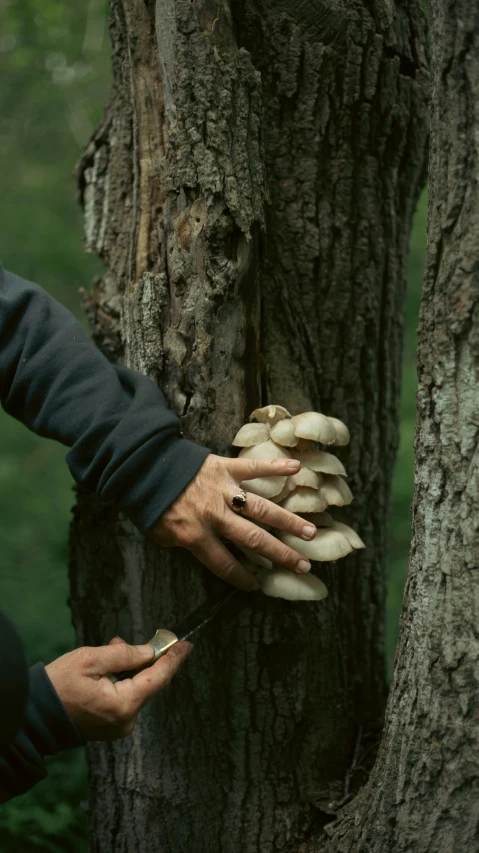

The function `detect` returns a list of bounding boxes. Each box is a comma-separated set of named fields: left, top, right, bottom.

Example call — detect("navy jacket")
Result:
left=0, top=265, right=210, bottom=801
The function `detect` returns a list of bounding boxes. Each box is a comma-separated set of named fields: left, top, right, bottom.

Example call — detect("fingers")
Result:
left=227, top=456, right=301, bottom=482
left=239, top=492, right=316, bottom=541
left=86, top=641, right=155, bottom=675
left=125, top=643, right=192, bottom=712
left=223, top=513, right=311, bottom=574
left=191, top=536, right=259, bottom=591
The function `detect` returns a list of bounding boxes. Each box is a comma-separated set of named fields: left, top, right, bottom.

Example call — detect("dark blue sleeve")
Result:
left=0, top=266, right=210, bottom=532
left=0, top=663, right=85, bottom=803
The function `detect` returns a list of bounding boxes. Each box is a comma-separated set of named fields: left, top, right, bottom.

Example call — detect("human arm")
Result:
left=0, top=638, right=190, bottom=803
left=0, top=266, right=317, bottom=589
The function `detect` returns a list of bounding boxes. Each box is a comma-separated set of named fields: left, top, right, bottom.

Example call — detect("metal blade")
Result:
left=171, top=587, right=240, bottom=642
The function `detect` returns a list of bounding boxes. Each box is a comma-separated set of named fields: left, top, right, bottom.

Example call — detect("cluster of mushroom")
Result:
left=232, top=405, right=364, bottom=602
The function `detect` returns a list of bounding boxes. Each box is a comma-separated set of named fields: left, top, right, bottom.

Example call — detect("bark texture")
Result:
left=319, top=2, right=479, bottom=851
left=70, top=1, right=428, bottom=851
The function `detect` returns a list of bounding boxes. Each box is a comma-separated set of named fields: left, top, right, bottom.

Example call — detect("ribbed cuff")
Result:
left=119, top=436, right=211, bottom=533
left=29, top=663, right=85, bottom=754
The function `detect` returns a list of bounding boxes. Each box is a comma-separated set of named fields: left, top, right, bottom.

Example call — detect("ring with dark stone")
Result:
left=232, top=490, right=247, bottom=512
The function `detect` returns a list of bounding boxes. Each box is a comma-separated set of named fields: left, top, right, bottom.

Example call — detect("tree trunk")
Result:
left=318, top=2, right=479, bottom=852
left=69, top=1, right=428, bottom=851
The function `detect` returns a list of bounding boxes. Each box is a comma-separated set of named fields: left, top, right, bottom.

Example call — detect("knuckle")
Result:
left=251, top=499, right=269, bottom=522
left=177, top=525, right=202, bottom=549
left=244, top=526, right=264, bottom=551
left=279, top=544, right=296, bottom=566
left=77, top=647, right=96, bottom=669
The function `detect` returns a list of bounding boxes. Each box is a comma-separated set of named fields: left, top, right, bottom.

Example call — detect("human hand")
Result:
left=148, top=454, right=317, bottom=591
left=46, top=636, right=191, bottom=740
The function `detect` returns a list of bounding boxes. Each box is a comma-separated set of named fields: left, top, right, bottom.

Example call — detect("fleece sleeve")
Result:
left=0, top=663, right=84, bottom=803
left=0, top=266, right=210, bottom=532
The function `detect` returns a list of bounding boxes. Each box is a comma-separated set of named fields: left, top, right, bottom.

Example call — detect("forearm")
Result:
left=0, top=266, right=210, bottom=531
left=0, top=663, right=84, bottom=803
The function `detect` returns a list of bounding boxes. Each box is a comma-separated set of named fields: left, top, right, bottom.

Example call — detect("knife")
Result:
left=110, top=586, right=240, bottom=682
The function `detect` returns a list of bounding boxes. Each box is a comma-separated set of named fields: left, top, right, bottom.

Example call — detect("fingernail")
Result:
left=136, top=643, right=155, bottom=658
left=302, top=526, right=316, bottom=540
left=286, top=459, right=301, bottom=468
left=297, top=560, right=311, bottom=573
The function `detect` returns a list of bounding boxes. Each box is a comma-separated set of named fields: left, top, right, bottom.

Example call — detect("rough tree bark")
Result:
left=69, top=1, right=428, bottom=851
left=318, top=1, right=479, bottom=851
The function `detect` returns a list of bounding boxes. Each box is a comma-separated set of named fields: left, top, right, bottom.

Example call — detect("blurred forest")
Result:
left=0, top=1, right=426, bottom=850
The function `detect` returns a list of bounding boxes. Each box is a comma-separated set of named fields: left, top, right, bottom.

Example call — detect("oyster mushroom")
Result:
left=250, top=405, right=291, bottom=425
left=238, top=439, right=291, bottom=460
left=292, top=450, right=346, bottom=476
left=330, top=521, right=365, bottom=550
left=232, top=422, right=270, bottom=447
left=270, top=419, right=299, bottom=447
left=290, top=468, right=322, bottom=489
left=327, top=417, right=350, bottom=446
left=257, top=568, right=328, bottom=601
left=277, top=527, right=353, bottom=561
left=240, top=476, right=287, bottom=499
left=292, top=412, right=336, bottom=444
left=281, top=486, right=327, bottom=514
left=319, top=474, right=353, bottom=507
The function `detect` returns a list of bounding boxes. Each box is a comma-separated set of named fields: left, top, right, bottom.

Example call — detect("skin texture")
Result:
left=46, top=636, right=191, bottom=740
left=148, top=455, right=317, bottom=590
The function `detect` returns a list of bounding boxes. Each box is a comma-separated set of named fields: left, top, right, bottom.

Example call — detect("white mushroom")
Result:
left=281, top=486, right=327, bottom=514
left=257, top=568, right=328, bottom=601
left=327, top=417, right=350, bottom=446
left=290, top=468, right=322, bottom=489
left=270, top=419, right=299, bottom=447
left=319, top=474, right=353, bottom=507
left=238, top=439, right=291, bottom=460
left=292, top=450, right=346, bottom=476
left=330, top=521, right=365, bottom=550
left=292, top=412, right=337, bottom=444
left=250, top=405, right=291, bottom=425
left=270, top=478, right=296, bottom=503
left=232, top=422, right=270, bottom=447
left=277, top=527, right=353, bottom=561
left=240, top=476, right=287, bottom=499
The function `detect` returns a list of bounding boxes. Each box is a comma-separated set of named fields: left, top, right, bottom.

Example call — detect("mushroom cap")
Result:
left=270, top=478, right=296, bottom=503
left=292, top=450, right=346, bottom=476
left=319, top=474, right=353, bottom=507
left=257, top=568, right=328, bottom=601
left=270, top=419, right=299, bottom=447
left=327, top=417, right=350, bottom=446
left=290, top=468, right=322, bottom=489
left=277, top=527, right=353, bottom=561
left=250, top=405, right=291, bottom=425
left=241, top=476, right=287, bottom=499
left=281, top=486, right=327, bottom=513
left=232, top=422, right=270, bottom=447
left=330, top=521, right=365, bottom=550
left=238, top=439, right=292, bottom=460
left=292, top=412, right=337, bottom=444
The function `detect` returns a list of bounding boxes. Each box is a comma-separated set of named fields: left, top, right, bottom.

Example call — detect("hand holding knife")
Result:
left=110, top=587, right=240, bottom=681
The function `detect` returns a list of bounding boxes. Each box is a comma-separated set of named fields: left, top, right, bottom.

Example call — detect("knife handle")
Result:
left=107, top=629, right=179, bottom=683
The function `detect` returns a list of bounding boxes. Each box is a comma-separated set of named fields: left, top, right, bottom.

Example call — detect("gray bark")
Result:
left=319, top=2, right=479, bottom=851
left=69, top=1, right=428, bottom=851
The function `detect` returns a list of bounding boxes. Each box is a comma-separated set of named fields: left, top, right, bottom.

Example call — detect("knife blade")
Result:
left=110, top=587, right=240, bottom=682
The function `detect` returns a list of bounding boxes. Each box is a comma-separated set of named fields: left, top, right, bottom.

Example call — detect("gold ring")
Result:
left=232, top=490, right=247, bottom=513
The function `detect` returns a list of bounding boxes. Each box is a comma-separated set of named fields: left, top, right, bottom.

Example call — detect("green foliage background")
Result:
left=0, top=1, right=426, bottom=850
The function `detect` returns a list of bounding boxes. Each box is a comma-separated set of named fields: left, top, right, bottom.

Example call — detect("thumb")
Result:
left=91, top=641, right=155, bottom=675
